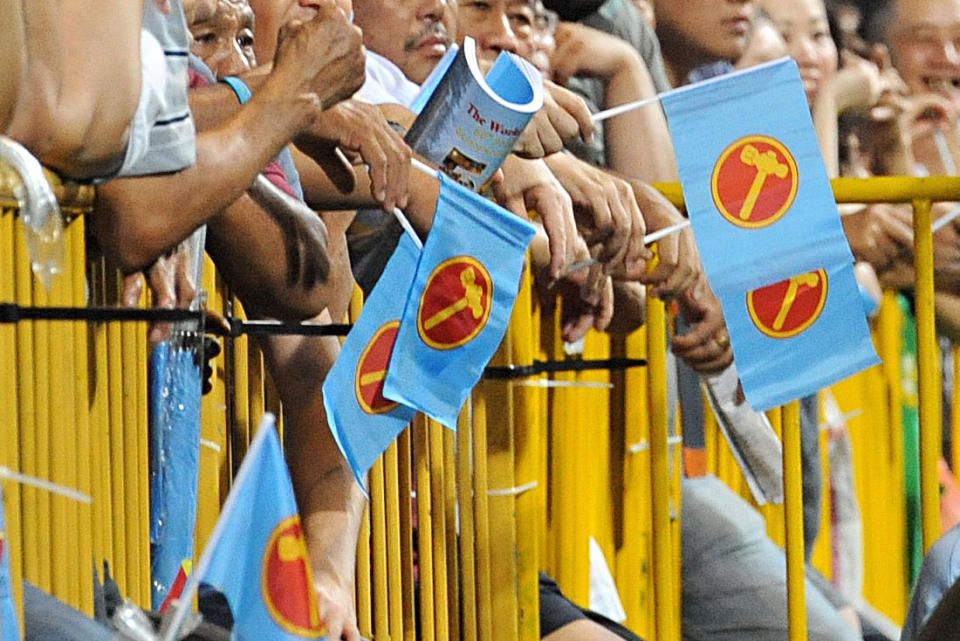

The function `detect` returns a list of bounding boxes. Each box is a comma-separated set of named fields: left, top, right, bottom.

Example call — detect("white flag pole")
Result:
left=933, top=203, right=960, bottom=233
left=0, top=466, right=91, bottom=504
left=564, top=219, right=691, bottom=275
left=160, top=413, right=276, bottom=641
left=591, top=95, right=662, bottom=123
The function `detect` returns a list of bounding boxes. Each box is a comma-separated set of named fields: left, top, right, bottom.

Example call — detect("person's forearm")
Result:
left=606, top=279, right=646, bottom=334
left=603, top=57, right=678, bottom=183
left=628, top=176, right=683, bottom=228
left=205, top=178, right=336, bottom=321
left=94, top=89, right=315, bottom=271
left=812, top=88, right=839, bottom=177
left=258, top=326, right=365, bottom=594
left=187, top=65, right=272, bottom=131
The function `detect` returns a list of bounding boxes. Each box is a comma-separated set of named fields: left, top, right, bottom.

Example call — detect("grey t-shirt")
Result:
left=120, top=0, right=196, bottom=176
left=565, top=0, right=671, bottom=167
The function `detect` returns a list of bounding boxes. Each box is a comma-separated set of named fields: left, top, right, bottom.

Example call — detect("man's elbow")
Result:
left=92, top=199, right=180, bottom=273
left=10, top=90, right=134, bottom=180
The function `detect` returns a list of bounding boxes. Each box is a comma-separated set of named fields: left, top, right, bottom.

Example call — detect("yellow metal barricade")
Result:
left=3, top=173, right=959, bottom=641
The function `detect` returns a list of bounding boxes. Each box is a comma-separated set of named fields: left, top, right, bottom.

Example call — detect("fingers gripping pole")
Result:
left=390, top=157, right=440, bottom=250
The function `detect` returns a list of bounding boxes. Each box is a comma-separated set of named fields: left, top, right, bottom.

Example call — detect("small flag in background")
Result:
left=660, top=58, right=854, bottom=296
left=717, top=263, right=878, bottom=410
left=323, top=234, right=420, bottom=490
left=0, top=490, right=20, bottom=641
left=166, top=415, right=326, bottom=641
left=383, top=174, right=536, bottom=428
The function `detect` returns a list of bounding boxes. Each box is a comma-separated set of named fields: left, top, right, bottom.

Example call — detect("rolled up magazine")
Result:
left=405, top=36, right=543, bottom=192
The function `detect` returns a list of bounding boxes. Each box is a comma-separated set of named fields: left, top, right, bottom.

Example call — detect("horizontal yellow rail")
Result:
left=655, top=176, right=960, bottom=206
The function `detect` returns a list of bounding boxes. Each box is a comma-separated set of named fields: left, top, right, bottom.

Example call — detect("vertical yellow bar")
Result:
left=397, top=429, right=417, bottom=639
left=71, top=219, right=94, bottom=615
left=89, top=257, right=115, bottom=579
left=23, top=243, right=52, bottom=593
left=511, top=273, right=540, bottom=641
left=45, top=228, right=77, bottom=606
left=617, top=329, right=652, bottom=636
left=913, top=198, right=942, bottom=552
left=16, top=229, right=53, bottom=591
left=428, top=420, right=449, bottom=641
left=369, top=457, right=389, bottom=641
left=248, top=347, right=265, bottom=428
left=231, top=334, right=251, bottom=468
left=356, top=502, right=372, bottom=637
left=442, top=427, right=460, bottom=641
left=136, top=324, right=151, bottom=604
left=457, top=409, right=478, bottom=641
left=414, top=418, right=435, bottom=641
left=383, top=441, right=405, bottom=641
left=121, top=318, right=143, bottom=602
left=782, top=401, right=808, bottom=641
left=107, top=316, right=127, bottom=594
left=646, top=294, right=676, bottom=641
left=472, top=391, right=493, bottom=641
left=0, top=208, right=24, bottom=627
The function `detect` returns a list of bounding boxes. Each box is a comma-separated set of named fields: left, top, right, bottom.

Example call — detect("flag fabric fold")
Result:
left=383, top=174, right=536, bottom=428
left=323, top=234, right=420, bottom=490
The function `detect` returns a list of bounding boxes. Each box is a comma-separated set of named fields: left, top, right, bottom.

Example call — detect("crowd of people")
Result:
left=6, top=0, right=960, bottom=639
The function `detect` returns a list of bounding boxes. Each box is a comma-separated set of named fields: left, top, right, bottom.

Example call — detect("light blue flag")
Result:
left=198, top=418, right=328, bottom=640
left=383, top=174, right=536, bottom=428
left=323, top=235, right=420, bottom=490
left=0, top=490, right=19, bottom=641
left=717, top=262, right=879, bottom=411
left=660, top=58, right=854, bottom=296
left=149, top=341, right=201, bottom=612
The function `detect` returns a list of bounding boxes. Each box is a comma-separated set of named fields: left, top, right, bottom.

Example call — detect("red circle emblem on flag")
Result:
left=416, top=256, right=493, bottom=350
left=711, top=135, right=799, bottom=229
left=261, top=516, right=326, bottom=637
left=355, top=320, right=401, bottom=415
left=746, top=269, right=828, bottom=339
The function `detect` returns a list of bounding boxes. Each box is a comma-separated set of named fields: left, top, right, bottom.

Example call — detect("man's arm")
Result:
left=550, top=21, right=677, bottom=182
left=259, top=318, right=365, bottom=641
left=6, top=0, right=144, bottom=178
left=93, top=9, right=367, bottom=271
left=204, top=177, right=335, bottom=321
left=93, top=88, right=318, bottom=271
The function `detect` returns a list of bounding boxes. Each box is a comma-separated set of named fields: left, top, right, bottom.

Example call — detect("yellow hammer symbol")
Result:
left=359, top=369, right=386, bottom=386
left=738, top=144, right=789, bottom=220
left=773, top=272, right=820, bottom=331
left=424, top=267, right=484, bottom=331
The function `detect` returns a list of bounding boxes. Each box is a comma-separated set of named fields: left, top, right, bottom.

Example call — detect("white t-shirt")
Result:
left=357, top=50, right=421, bottom=109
